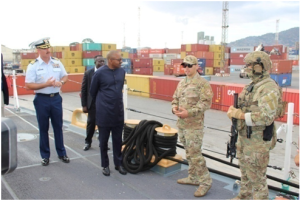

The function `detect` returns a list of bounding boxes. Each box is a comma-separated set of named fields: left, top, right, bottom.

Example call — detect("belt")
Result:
left=36, top=93, right=59, bottom=97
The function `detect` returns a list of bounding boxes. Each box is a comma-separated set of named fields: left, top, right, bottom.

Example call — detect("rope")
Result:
left=68, top=79, right=82, bottom=85
left=122, top=120, right=177, bottom=174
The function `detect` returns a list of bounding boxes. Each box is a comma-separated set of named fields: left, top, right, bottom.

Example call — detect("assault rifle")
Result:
left=226, top=93, right=239, bottom=163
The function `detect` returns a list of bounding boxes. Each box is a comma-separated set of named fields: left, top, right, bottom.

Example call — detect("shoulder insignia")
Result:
left=30, top=59, right=38, bottom=64
left=51, top=57, right=60, bottom=61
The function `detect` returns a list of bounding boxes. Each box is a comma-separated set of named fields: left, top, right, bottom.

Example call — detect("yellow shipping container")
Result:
left=53, top=46, right=70, bottom=52
left=64, top=67, right=71, bottom=74
left=181, top=52, right=186, bottom=59
left=68, top=66, right=85, bottom=74
left=186, top=44, right=191, bottom=51
left=209, top=45, right=224, bottom=53
left=153, top=59, right=164, bottom=65
left=153, top=65, right=164, bottom=72
left=213, top=60, right=226, bottom=67
left=67, top=59, right=82, bottom=66
left=213, top=52, right=225, bottom=60
left=21, top=59, right=34, bottom=66
left=102, top=44, right=117, bottom=51
left=125, top=74, right=155, bottom=98
left=59, top=59, right=68, bottom=66
left=62, top=51, right=82, bottom=59
left=102, top=51, right=110, bottom=58
left=121, top=52, right=129, bottom=58
left=21, top=65, right=28, bottom=71
left=205, top=67, right=214, bottom=75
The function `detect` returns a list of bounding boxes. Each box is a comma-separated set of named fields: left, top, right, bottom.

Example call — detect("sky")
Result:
left=0, top=0, right=299, bottom=50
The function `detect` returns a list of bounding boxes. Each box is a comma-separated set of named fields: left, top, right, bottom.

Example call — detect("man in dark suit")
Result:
left=1, top=53, right=9, bottom=117
left=90, top=50, right=127, bottom=176
left=81, top=55, right=105, bottom=150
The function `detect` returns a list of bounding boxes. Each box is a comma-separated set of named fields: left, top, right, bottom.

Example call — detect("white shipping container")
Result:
left=231, top=46, right=254, bottom=53
left=230, top=65, right=244, bottom=74
left=163, top=53, right=180, bottom=58
left=149, top=54, right=163, bottom=58
left=288, top=55, right=299, bottom=60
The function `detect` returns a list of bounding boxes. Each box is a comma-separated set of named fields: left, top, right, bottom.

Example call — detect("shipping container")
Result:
left=82, top=51, right=102, bottom=58
left=150, top=77, right=181, bottom=101
left=292, top=60, right=299, bottom=66
left=153, top=59, right=164, bottom=65
left=68, top=66, right=85, bottom=73
left=20, top=59, right=35, bottom=66
left=205, top=67, right=213, bottom=75
left=67, top=59, right=82, bottom=67
left=133, top=67, right=153, bottom=75
left=181, top=45, right=186, bottom=52
left=173, top=63, right=185, bottom=76
left=102, top=51, right=110, bottom=58
left=254, top=45, right=285, bottom=53
left=149, top=54, right=163, bottom=59
left=76, top=43, right=82, bottom=51
left=102, top=44, right=116, bottom=51
left=164, top=64, right=173, bottom=75
left=53, top=46, right=70, bottom=52
left=121, top=58, right=131, bottom=69
left=82, top=43, right=102, bottom=51
left=132, top=58, right=153, bottom=68
left=61, top=74, right=84, bottom=93
left=83, top=59, right=95, bottom=66
left=165, top=49, right=181, bottom=54
left=221, top=83, right=246, bottom=111
left=125, top=74, right=154, bottom=98
left=181, top=52, right=186, bottom=59
left=270, top=53, right=287, bottom=60
left=230, top=53, right=248, bottom=59
left=138, top=49, right=150, bottom=54
left=197, top=59, right=206, bottom=67
left=171, top=59, right=183, bottom=66
left=230, top=58, right=245, bottom=65
left=205, top=59, right=213, bottom=67
left=70, top=46, right=77, bottom=51
left=288, top=55, right=299, bottom=60
left=140, top=53, right=149, bottom=58
left=191, top=44, right=209, bottom=52
left=123, top=67, right=132, bottom=74
left=21, top=52, right=38, bottom=59
left=62, top=51, right=82, bottom=59
left=214, top=52, right=224, bottom=60
left=230, top=65, right=244, bottom=74
left=210, top=82, right=225, bottom=110
left=186, top=44, right=191, bottom=51
left=278, top=88, right=299, bottom=125
left=52, top=52, right=62, bottom=59
left=270, top=60, right=293, bottom=74
left=129, top=53, right=138, bottom=59
left=59, top=59, right=68, bottom=67
left=86, top=65, right=94, bottom=71
left=270, top=73, right=292, bottom=87
left=209, top=45, right=224, bottom=53
left=289, top=49, right=299, bottom=55
left=121, top=52, right=129, bottom=58
left=149, top=49, right=165, bottom=54
left=230, top=46, right=254, bottom=53
left=153, top=65, right=164, bottom=72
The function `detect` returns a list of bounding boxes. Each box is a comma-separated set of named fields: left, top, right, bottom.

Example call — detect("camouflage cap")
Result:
left=244, top=51, right=272, bottom=71
left=181, top=55, right=198, bottom=65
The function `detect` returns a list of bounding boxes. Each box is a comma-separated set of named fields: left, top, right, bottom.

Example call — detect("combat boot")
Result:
left=230, top=194, right=252, bottom=200
left=194, top=184, right=211, bottom=197
left=177, top=177, right=200, bottom=186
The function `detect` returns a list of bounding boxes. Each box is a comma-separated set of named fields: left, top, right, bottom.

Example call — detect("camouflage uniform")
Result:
left=234, top=51, right=280, bottom=200
left=172, top=67, right=213, bottom=188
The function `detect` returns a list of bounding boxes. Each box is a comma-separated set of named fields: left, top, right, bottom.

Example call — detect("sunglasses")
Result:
left=182, top=63, right=195, bottom=68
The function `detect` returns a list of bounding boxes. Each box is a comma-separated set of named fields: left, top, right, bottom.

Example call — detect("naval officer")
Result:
left=25, top=38, right=70, bottom=166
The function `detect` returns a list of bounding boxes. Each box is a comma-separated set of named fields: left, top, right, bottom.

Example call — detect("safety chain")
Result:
left=68, top=79, right=82, bottom=85
left=11, top=84, right=27, bottom=89
left=293, top=113, right=299, bottom=117
left=289, top=170, right=297, bottom=179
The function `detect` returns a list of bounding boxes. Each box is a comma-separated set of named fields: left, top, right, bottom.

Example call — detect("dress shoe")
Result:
left=83, top=143, right=91, bottom=151
left=58, top=155, right=70, bottom=163
left=115, top=166, right=127, bottom=175
left=41, top=158, right=49, bottom=166
left=102, top=167, right=110, bottom=176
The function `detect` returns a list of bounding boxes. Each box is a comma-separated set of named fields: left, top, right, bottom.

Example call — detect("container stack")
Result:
left=82, top=43, right=102, bottom=71
left=20, top=51, right=38, bottom=71
left=269, top=60, right=293, bottom=87
left=229, top=46, right=254, bottom=75
left=288, top=49, right=299, bottom=69
left=132, top=58, right=153, bottom=75
left=209, top=45, right=230, bottom=75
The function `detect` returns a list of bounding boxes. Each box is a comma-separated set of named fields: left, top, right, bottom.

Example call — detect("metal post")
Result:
left=12, top=70, right=20, bottom=111
left=283, top=103, right=294, bottom=180
left=123, top=82, right=128, bottom=120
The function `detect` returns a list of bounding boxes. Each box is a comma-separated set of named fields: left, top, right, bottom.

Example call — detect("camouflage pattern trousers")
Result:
left=178, top=128, right=212, bottom=186
left=236, top=134, right=270, bottom=200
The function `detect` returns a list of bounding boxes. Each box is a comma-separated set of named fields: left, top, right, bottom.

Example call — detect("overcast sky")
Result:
left=1, top=0, right=299, bottom=49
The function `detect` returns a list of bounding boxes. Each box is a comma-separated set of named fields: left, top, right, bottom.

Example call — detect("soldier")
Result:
left=172, top=55, right=213, bottom=197
left=227, top=51, right=281, bottom=200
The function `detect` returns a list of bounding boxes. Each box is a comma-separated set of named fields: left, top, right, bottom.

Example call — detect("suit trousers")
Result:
left=85, top=104, right=96, bottom=144
left=98, top=125, right=123, bottom=168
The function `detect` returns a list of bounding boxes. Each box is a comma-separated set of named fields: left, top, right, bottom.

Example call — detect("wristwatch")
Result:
left=60, top=81, right=65, bottom=85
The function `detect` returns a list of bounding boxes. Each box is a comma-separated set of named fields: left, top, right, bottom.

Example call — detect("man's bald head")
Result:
left=107, top=50, right=122, bottom=69
left=107, top=50, right=120, bottom=60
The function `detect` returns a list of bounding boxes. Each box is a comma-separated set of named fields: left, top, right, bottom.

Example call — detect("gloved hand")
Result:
left=227, top=106, right=244, bottom=119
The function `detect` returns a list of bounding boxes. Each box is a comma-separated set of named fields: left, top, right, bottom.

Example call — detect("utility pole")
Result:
left=221, top=1, right=229, bottom=75
left=275, top=19, right=279, bottom=45
left=138, top=7, right=141, bottom=48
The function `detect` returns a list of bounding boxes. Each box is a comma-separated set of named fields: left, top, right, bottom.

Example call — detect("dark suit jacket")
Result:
left=1, top=53, right=9, bottom=105
left=81, top=68, right=95, bottom=110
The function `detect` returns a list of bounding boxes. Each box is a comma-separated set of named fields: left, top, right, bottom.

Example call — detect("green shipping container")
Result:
left=83, top=59, right=95, bottom=66
left=82, top=43, right=102, bottom=51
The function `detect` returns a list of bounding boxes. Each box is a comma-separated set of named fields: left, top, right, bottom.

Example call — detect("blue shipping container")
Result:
left=123, top=67, right=132, bottom=74
left=289, top=50, right=299, bottom=55
left=129, top=48, right=137, bottom=54
left=197, top=59, right=206, bottom=68
left=270, top=73, right=292, bottom=87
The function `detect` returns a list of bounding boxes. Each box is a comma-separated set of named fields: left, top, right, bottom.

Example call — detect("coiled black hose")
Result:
left=122, top=120, right=177, bottom=174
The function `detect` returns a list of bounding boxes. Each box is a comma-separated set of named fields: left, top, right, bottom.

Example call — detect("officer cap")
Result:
left=181, top=55, right=198, bottom=65
left=29, top=37, right=51, bottom=49
left=244, top=51, right=272, bottom=71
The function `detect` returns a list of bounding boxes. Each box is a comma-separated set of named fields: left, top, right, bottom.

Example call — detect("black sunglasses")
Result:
left=182, top=63, right=195, bottom=68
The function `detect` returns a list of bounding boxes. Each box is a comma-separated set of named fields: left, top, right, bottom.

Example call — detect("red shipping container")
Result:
left=61, top=74, right=84, bottom=92
left=21, top=52, right=38, bottom=59
left=191, top=44, right=209, bottom=52
left=181, top=44, right=186, bottom=51
left=213, top=67, right=230, bottom=75
left=270, top=53, right=288, bottom=60
left=165, top=49, right=181, bottom=54
left=133, top=67, right=153, bottom=75
left=230, top=58, right=245, bottom=65
left=129, top=53, right=138, bottom=59
left=205, top=59, right=214, bottom=67
left=221, top=83, right=246, bottom=111
left=82, top=51, right=102, bottom=58
left=202, top=52, right=214, bottom=60
left=230, top=53, right=248, bottom=59
left=164, top=64, right=174, bottom=75
left=53, top=52, right=62, bottom=59
left=185, top=51, right=197, bottom=56
left=149, top=77, right=181, bottom=101
left=140, top=53, right=149, bottom=58
left=210, top=82, right=225, bottom=110
left=269, top=60, right=293, bottom=74
left=76, top=43, right=82, bottom=51
left=173, top=63, right=185, bottom=76
left=225, top=47, right=231, bottom=53
left=132, top=58, right=153, bottom=68
left=70, top=46, right=77, bottom=51
left=7, top=75, right=35, bottom=96
left=171, top=59, right=183, bottom=66
left=138, top=49, right=150, bottom=54
left=254, top=45, right=284, bottom=53
left=277, top=88, right=299, bottom=125
left=293, top=60, right=299, bottom=65
left=149, top=49, right=165, bottom=54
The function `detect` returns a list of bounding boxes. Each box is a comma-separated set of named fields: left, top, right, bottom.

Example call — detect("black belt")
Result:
left=36, top=93, right=59, bottom=97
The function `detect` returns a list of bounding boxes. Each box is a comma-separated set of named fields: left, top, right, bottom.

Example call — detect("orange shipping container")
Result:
left=269, top=60, right=293, bottom=74
left=277, top=88, right=299, bottom=125
left=210, top=82, right=225, bottom=110
left=221, top=83, right=246, bottom=111
left=149, top=77, right=181, bottom=101
left=164, top=64, right=173, bottom=75
left=173, top=63, right=185, bottom=76
left=61, top=74, right=84, bottom=92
